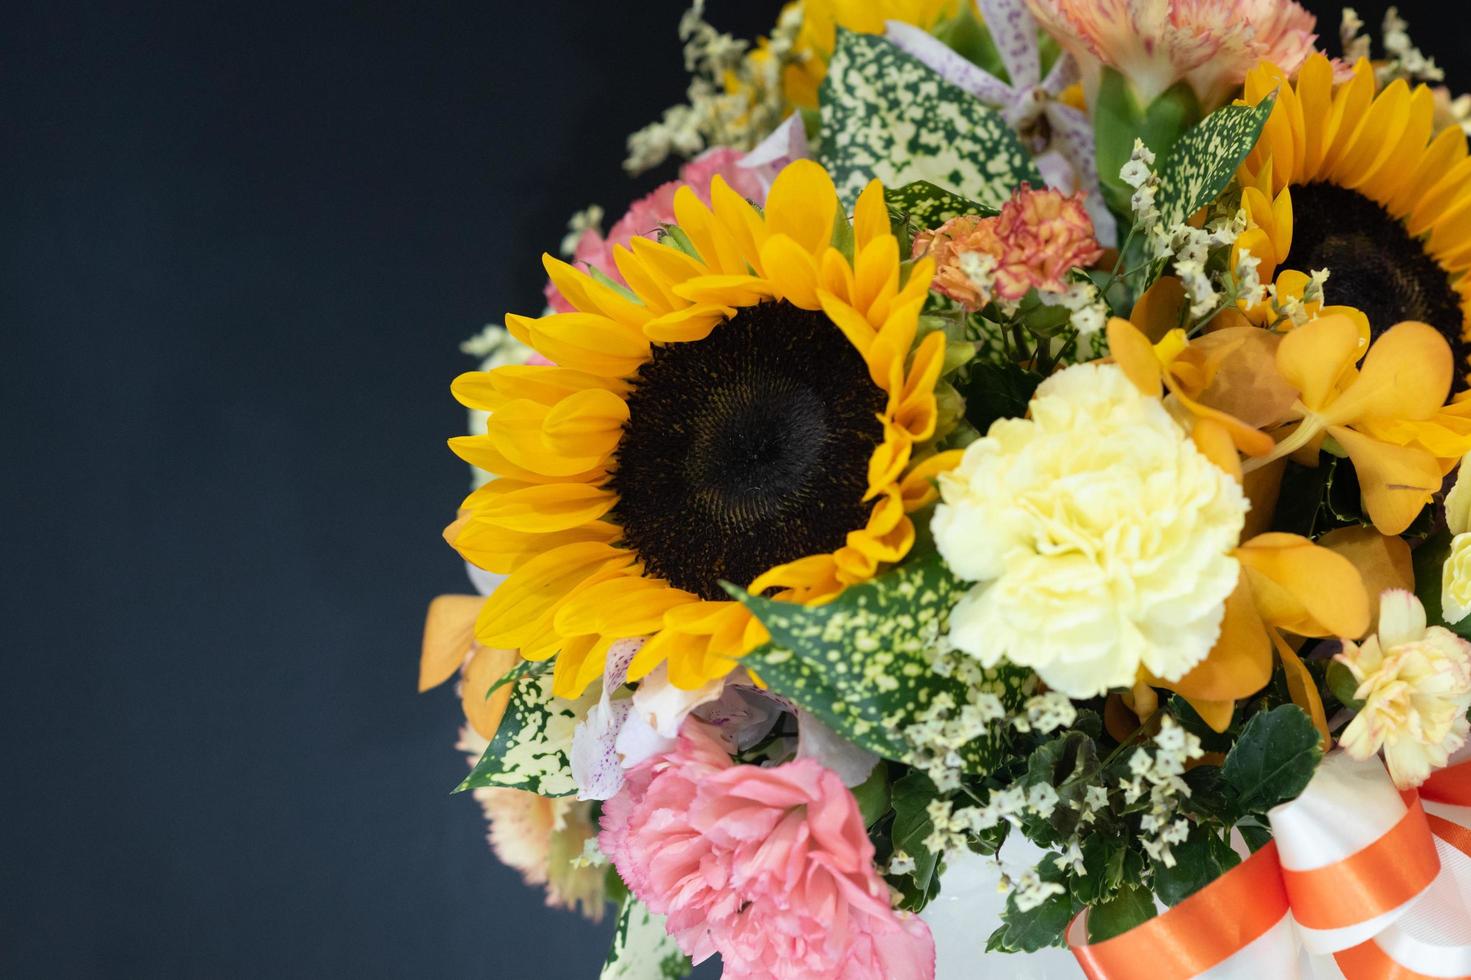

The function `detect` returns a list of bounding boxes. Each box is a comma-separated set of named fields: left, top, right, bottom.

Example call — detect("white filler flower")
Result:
left=932, top=363, right=1248, bottom=698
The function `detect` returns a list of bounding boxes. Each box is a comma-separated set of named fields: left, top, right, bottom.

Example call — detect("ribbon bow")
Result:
left=883, top=0, right=1115, bottom=244
left=1069, top=750, right=1471, bottom=979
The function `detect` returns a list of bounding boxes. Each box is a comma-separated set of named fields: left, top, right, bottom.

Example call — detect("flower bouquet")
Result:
left=421, top=2, right=1471, bottom=977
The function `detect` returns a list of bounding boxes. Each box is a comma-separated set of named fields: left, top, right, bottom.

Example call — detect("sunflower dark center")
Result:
left=1283, top=181, right=1465, bottom=385
left=610, top=300, right=886, bottom=600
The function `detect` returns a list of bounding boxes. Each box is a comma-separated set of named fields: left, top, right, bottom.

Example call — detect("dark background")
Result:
left=1, top=1, right=1459, bottom=977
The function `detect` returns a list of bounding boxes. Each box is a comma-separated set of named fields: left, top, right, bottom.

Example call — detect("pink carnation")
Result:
left=1027, top=0, right=1318, bottom=108
left=993, top=184, right=1105, bottom=300
left=599, top=721, right=935, bottom=980
left=912, top=185, right=1103, bottom=307
left=546, top=148, right=766, bottom=312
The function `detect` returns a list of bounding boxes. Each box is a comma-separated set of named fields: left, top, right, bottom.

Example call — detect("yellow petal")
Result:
left=1237, top=532, right=1370, bottom=639
left=1322, top=321, right=1451, bottom=427
left=1315, top=526, right=1414, bottom=632
left=853, top=179, right=889, bottom=252
left=1270, top=626, right=1330, bottom=748
left=420, top=594, right=483, bottom=692
left=1275, top=313, right=1362, bottom=413
left=474, top=542, right=632, bottom=648
left=1129, top=276, right=1188, bottom=341
left=541, top=254, right=651, bottom=328
left=462, top=645, right=522, bottom=740
left=463, top=480, right=616, bottom=533
left=763, top=159, right=837, bottom=255
left=760, top=233, right=823, bottom=309
left=643, top=304, right=730, bottom=344
left=1331, top=426, right=1442, bottom=536
left=1154, top=575, right=1270, bottom=706
left=1106, top=317, right=1162, bottom=396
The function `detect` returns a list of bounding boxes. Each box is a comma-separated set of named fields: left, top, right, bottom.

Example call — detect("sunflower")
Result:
left=1234, top=53, right=1471, bottom=383
left=446, top=161, right=954, bottom=699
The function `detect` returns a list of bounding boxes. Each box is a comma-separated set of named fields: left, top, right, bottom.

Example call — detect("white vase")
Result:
left=920, top=838, right=1082, bottom=979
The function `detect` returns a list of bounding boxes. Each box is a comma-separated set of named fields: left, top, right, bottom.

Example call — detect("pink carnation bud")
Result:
left=992, top=184, right=1104, bottom=300
left=911, top=214, right=1004, bottom=312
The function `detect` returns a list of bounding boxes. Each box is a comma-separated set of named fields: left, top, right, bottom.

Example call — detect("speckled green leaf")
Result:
left=819, top=31, right=1041, bottom=207
left=1155, top=98, right=1274, bottom=229
left=601, top=896, right=690, bottom=980
left=887, top=180, right=997, bottom=232
left=727, top=551, right=1025, bottom=771
left=456, top=671, right=588, bottom=797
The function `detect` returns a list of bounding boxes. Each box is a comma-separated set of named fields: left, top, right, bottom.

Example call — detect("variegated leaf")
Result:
left=887, top=180, right=997, bottom=232
left=1154, top=98, right=1275, bottom=229
left=600, top=896, right=690, bottom=980
left=456, top=671, right=590, bottom=797
left=727, top=551, right=1027, bottom=773
left=819, top=30, right=1042, bottom=208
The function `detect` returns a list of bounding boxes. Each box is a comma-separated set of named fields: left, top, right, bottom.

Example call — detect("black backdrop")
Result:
left=2, top=1, right=1462, bottom=977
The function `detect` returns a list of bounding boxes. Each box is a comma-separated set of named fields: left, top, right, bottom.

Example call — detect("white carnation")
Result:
left=932, top=363, right=1248, bottom=698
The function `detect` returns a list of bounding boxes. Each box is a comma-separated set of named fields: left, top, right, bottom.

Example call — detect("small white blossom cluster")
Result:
left=1160, top=209, right=1255, bottom=320
left=1120, top=140, right=1261, bottom=318
left=1119, top=718, right=1203, bottom=868
left=558, top=205, right=605, bottom=258
left=886, top=850, right=918, bottom=877
left=1342, top=7, right=1447, bottom=86
left=1011, top=692, right=1078, bottom=734
left=1120, top=139, right=1160, bottom=234
left=624, top=0, right=803, bottom=174
left=1267, top=267, right=1331, bottom=327
left=1007, top=866, right=1067, bottom=912
left=902, top=689, right=1006, bottom=792
left=1036, top=277, right=1110, bottom=337
left=1382, top=7, right=1444, bottom=83
left=461, top=322, right=535, bottom=366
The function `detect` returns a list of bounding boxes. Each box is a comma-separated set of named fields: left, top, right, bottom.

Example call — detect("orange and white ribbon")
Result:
left=1067, top=751, right=1471, bottom=979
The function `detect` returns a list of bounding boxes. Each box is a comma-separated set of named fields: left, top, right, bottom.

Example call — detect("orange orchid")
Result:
left=1106, top=317, right=1295, bottom=457
left=1107, top=323, right=1374, bottom=734
left=1245, top=315, right=1468, bottom=535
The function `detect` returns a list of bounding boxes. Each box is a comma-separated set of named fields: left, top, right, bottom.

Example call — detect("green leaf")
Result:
left=484, top=658, right=549, bottom=701
left=961, top=361, right=1043, bottom=434
left=851, top=761, right=892, bottom=829
left=889, top=770, right=942, bottom=912
left=1326, top=659, right=1365, bottom=711
left=601, top=896, right=690, bottom=980
left=728, top=551, right=1028, bottom=770
left=1237, top=820, right=1273, bottom=853
left=819, top=30, right=1041, bottom=208
left=887, top=180, right=997, bottom=233
left=987, top=864, right=1074, bottom=952
left=1221, top=704, right=1323, bottom=817
left=1152, top=826, right=1240, bottom=906
left=456, top=671, right=589, bottom=797
left=1087, top=881, right=1156, bottom=943
left=1154, top=96, right=1274, bottom=231
left=1412, top=528, right=1471, bottom=637
left=1024, top=732, right=1102, bottom=842
left=1072, top=835, right=1127, bottom=905
left=1092, top=69, right=1201, bottom=218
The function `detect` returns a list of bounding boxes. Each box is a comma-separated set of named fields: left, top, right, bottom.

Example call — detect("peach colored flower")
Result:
left=545, top=148, right=766, bottom=312
left=913, top=186, right=1103, bottom=309
left=1336, top=592, right=1471, bottom=789
left=456, top=728, right=605, bottom=920
left=993, top=184, right=1104, bottom=300
left=1026, top=0, right=1318, bottom=108
left=600, top=720, right=935, bottom=980
left=911, top=215, right=1004, bottom=311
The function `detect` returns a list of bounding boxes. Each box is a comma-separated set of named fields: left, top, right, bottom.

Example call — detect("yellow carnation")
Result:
left=1337, top=591, right=1471, bottom=789
left=1444, top=534, right=1471, bottom=627
left=932, top=363, right=1248, bottom=698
